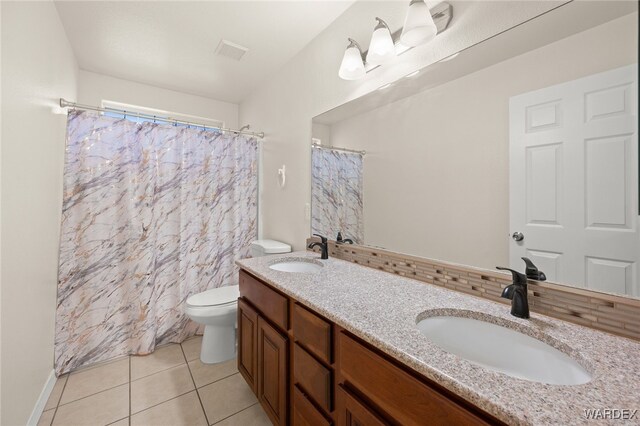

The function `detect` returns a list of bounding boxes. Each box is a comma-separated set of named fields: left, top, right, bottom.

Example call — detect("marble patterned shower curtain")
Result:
left=55, top=110, right=257, bottom=374
left=311, top=147, right=363, bottom=243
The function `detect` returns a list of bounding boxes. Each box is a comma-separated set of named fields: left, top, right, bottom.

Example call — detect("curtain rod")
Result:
left=59, top=98, right=265, bottom=139
left=312, top=142, right=365, bottom=156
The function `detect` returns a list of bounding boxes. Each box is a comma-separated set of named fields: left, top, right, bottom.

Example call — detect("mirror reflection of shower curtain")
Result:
left=55, top=110, right=257, bottom=375
left=311, top=148, right=363, bottom=243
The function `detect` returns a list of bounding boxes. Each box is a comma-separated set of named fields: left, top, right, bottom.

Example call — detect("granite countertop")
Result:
left=237, top=252, right=640, bottom=425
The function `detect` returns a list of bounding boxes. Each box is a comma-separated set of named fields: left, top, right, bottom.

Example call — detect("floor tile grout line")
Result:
left=49, top=374, right=69, bottom=426
left=130, top=372, right=245, bottom=424
left=47, top=368, right=251, bottom=424
left=63, top=340, right=197, bottom=377
left=56, top=381, right=130, bottom=408
left=195, top=372, right=239, bottom=390
left=48, top=342, right=204, bottom=425
left=180, top=343, right=211, bottom=426
left=131, top=358, right=188, bottom=382
left=66, top=354, right=130, bottom=376
left=57, top=356, right=189, bottom=410
left=56, top=375, right=69, bottom=406
left=210, top=402, right=260, bottom=425
left=130, top=389, right=196, bottom=417
left=105, top=415, right=129, bottom=426
left=67, top=342, right=194, bottom=382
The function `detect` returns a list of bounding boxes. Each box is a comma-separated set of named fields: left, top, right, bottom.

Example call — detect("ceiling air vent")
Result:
left=215, top=39, right=249, bottom=61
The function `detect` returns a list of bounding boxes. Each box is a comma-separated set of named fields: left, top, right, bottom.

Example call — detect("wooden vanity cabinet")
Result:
left=335, top=385, right=388, bottom=426
left=293, top=303, right=332, bottom=364
left=239, top=271, right=289, bottom=425
left=293, top=386, right=332, bottom=426
left=337, top=332, right=499, bottom=426
left=237, top=298, right=258, bottom=393
left=258, top=316, right=288, bottom=424
left=238, top=269, right=503, bottom=426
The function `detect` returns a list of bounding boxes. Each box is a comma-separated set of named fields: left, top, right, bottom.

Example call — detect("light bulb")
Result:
left=400, top=0, right=437, bottom=47
left=366, top=18, right=396, bottom=65
left=338, top=38, right=365, bottom=80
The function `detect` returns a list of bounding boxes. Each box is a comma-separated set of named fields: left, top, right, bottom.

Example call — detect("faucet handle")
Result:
left=521, top=257, right=546, bottom=281
left=312, top=233, right=328, bottom=244
left=497, top=267, right=531, bottom=319
left=496, top=266, right=527, bottom=286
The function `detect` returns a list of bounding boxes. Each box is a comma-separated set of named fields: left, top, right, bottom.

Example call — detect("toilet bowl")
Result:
left=185, top=240, right=291, bottom=364
left=184, top=285, right=240, bottom=364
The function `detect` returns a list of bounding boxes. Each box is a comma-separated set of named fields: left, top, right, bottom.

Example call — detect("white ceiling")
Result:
left=54, top=1, right=356, bottom=104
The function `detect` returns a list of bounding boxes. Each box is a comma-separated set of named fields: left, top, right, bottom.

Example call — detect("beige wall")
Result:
left=311, top=122, right=331, bottom=146
left=328, top=13, right=637, bottom=270
left=0, top=3, right=3, bottom=418
left=1, top=1, right=78, bottom=424
left=78, top=70, right=239, bottom=129
left=239, top=1, right=563, bottom=251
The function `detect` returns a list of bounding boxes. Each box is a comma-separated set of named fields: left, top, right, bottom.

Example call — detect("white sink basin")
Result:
left=269, top=260, right=323, bottom=273
left=417, top=315, right=592, bottom=385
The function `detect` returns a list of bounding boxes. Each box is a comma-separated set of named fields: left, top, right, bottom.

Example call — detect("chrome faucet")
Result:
left=496, top=266, right=529, bottom=319
left=308, top=234, right=329, bottom=259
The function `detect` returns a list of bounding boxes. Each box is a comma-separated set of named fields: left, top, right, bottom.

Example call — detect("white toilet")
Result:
left=249, top=239, right=292, bottom=258
left=184, top=239, right=291, bottom=364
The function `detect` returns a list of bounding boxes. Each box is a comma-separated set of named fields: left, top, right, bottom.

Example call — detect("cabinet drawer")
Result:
left=336, top=385, right=389, bottom=426
left=339, top=333, right=495, bottom=426
left=293, top=385, right=332, bottom=426
left=239, top=270, right=288, bottom=330
left=294, top=343, right=333, bottom=413
left=293, top=303, right=332, bottom=363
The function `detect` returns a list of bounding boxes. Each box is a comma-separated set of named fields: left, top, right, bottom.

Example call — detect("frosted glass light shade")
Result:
left=400, top=0, right=437, bottom=47
left=338, top=39, right=365, bottom=80
left=366, top=19, right=396, bottom=65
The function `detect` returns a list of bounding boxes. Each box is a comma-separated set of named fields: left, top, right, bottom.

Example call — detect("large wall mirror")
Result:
left=311, top=1, right=639, bottom=297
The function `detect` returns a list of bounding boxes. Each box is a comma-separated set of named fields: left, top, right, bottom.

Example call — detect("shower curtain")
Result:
left=311, top=148, right=363, bottom=244
left=55, top=110, right=257, bottom=374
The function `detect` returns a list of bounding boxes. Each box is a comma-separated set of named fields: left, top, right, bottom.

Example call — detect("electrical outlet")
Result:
left=304, top=203, right=311, bottom=221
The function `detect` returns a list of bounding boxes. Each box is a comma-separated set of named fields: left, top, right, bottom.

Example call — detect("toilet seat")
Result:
left=186, top=285, right=239, bottom=308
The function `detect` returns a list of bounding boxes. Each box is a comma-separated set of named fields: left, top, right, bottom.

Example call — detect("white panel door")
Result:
left=509, top=64, right=638, bottom=295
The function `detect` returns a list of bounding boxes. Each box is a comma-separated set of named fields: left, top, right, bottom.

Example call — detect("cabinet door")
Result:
left=336, top=386, right=388, bottom=426
left=238, top=298, right=258, bottom=394
left=257, top=316, right=288, bottom=426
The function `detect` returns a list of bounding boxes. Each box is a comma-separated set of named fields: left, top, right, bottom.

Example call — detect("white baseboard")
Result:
left=27, top=369, right=56, bottom=426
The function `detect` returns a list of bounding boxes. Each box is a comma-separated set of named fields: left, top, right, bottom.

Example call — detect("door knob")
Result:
left=512, top=232, right=524, bottom=242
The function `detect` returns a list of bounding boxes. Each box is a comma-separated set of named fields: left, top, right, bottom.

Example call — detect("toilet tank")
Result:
left=250, top=239, right=291, bottom=257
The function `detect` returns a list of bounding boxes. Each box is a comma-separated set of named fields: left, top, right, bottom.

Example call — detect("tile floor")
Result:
left=38, top=336, right=271, bottom=426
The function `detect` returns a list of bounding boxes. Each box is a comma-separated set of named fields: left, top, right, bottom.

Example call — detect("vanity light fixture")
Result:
left=338, top=2, right=451, bottom=81
left=366, top=18, right=396, bottom=65
left=338, top=38, right=366, bottom=80
left=400, top=0, right=438, bottom=47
